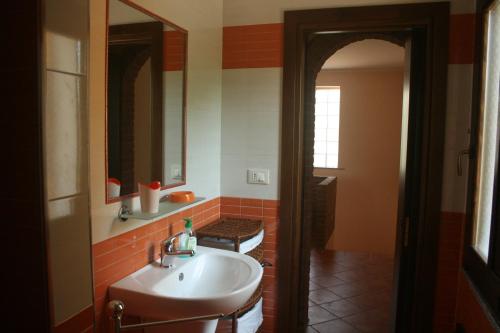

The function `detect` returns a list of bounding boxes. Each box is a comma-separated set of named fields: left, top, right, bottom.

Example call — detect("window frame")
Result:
left=313, top=85, right=341, bottom=169
left=464, top=0, right=500, bottom=323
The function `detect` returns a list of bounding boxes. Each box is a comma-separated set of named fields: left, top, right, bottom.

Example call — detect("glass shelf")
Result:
left=121, top=197, right=205, bottom=221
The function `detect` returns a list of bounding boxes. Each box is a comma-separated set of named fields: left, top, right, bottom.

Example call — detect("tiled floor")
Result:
left=307, top=249, right=395, bottom=333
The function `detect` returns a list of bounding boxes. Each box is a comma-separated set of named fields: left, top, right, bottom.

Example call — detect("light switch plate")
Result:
left=247, top=168, right=270, bottom=185
left=170, top=165, right=182, bottom=179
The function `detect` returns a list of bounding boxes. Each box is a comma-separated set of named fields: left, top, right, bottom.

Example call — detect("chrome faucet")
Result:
left=160, top=232, right=195, bottom=268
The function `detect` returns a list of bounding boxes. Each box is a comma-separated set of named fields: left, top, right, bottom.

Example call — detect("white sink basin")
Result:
left=109, top=246, right=263, bottom=331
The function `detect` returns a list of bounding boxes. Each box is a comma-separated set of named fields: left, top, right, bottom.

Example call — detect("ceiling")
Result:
left=321, top=39, right=405, bottom=70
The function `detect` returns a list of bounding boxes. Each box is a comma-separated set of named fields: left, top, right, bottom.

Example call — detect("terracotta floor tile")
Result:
left=342, top=308, right=391, bottom=332
left=308, top=305, right=338, bottom=325
left=346, top=290, right=392, bottom=310
left=313, top=319, right=363, bottom=333
left=311, top=276, right=346, bottom=288
left=306, top=326, right=319, bottom=333
left=307, top=250, right=394, bottom=333
left=309, top=281, right=322, bottom=291
left=320, top=299, right=363, bottom=318
left=309, top=289, right=342, bottom=305
left=327, top=282, right=372, bottom=298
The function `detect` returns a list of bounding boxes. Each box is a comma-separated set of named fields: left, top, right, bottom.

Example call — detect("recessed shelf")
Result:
left=119, top=197, right=205, bottom=221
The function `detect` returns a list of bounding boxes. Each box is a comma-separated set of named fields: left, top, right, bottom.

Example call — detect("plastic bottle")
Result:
left=181, top=218, right=197, bottom=252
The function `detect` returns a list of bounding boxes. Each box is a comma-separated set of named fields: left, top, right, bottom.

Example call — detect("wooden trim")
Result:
left=104, top=0, right=188, bottom=204
left=119, top=0, right=187, bottom=33
left=5, top=0, right=51, bottom=331
left=278, top=3, right=449, bottom=332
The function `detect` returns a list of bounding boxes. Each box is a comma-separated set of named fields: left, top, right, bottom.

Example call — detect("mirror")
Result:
left=106, top=0, right=187, bottom=202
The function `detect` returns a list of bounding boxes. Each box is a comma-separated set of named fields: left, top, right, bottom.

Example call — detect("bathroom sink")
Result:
left=109, top=246, right=263, bottom=325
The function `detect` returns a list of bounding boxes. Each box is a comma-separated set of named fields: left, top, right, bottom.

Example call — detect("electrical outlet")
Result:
left=247, top=169, right=270, bottom=185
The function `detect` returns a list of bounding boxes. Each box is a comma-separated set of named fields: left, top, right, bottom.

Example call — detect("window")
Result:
left=314, top=86, right=340, bottom=168
left=472, top=0, right=500, bottom=262
left=465, top=0, right=500, bottom=319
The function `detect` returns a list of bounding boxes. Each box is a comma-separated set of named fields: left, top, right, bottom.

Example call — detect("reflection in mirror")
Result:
left=106, top=0, right=187, bottom=202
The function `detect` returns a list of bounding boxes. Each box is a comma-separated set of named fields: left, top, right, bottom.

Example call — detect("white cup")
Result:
left=138, top=181, right=161, bottom=214
left=107, top=178, right=121, bottom=198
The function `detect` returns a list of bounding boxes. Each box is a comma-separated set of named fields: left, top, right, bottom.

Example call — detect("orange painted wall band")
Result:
left=163, top=31, right=185, bottom=71
left=449, top=14, right=475, bottom=64
left=223, top=23, right=283, bottom=69
left=222, top=15, right=475, bottom=69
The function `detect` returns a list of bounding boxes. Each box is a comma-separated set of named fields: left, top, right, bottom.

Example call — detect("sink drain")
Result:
left=178, top=272, right=184, bottom=281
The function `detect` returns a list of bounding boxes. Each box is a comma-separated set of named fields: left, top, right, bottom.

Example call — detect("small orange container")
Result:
left=169, top=191, right=195, bottom=203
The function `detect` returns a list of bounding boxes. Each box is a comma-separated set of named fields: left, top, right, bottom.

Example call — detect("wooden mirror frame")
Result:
left=105, top=0, right=188, bottom=204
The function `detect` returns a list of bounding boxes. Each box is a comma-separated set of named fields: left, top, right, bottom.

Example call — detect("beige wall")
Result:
left=315, top=69, right=404, bottom=256
left=90, top=0, right=223, bottom=244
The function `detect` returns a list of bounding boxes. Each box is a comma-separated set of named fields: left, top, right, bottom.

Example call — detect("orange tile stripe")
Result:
left=54, top=305, right=94, bottom=333
left=449, top=14, right=475, bottom=64
left=222, top=15, right=474, bottom=70
left=163, top=31, right=185, bottom=71
left=223, top=23, right=283, bottom=69
left=433, top=212, right=465, bottom=333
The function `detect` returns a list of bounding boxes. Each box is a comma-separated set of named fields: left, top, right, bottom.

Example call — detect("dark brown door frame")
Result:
left=278, top=3, right=449, bottom=332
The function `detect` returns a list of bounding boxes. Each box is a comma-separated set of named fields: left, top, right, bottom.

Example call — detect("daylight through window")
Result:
left=314, top=86, right=341, bottom=168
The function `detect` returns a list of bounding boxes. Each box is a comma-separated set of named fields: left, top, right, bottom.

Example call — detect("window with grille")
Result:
left=314, top=86, right=341, bottom=168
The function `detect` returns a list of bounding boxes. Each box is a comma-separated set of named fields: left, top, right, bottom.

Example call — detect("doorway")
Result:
left=278, top=3, right=449, bottom=333
left=307, top=39, right=405, bottom=333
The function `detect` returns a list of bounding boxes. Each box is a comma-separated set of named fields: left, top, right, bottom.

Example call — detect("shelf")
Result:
left=120, top=197, right=205, bottom=221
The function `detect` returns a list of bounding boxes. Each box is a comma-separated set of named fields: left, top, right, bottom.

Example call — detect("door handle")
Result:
left=457, top=149, right=470, bottom=176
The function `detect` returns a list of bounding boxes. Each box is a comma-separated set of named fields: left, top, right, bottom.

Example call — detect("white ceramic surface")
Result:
left=109, top=246, right=263, bottom=323
left=107, top=181, right=121, bottom=198
left=138, top=183, right=160, bottom=214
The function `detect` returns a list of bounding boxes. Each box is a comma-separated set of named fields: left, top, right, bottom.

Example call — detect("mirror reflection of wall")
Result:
left=106, top=0, right=186, bottom=202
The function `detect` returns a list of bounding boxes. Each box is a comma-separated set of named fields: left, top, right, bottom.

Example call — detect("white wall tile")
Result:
left=45, top=71, right=88, bottom=200
left=440, top=64, right=473, bottom=212
left=221, top=154, right=280, bottom=199
left=47, top=195, right=93, bottom=325
left=221, top=68, right=282, bottom=199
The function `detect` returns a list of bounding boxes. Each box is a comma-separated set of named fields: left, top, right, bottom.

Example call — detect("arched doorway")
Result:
left=278, top=4, right=449, bottom=333
left=305, top=37, right=405, bottom=333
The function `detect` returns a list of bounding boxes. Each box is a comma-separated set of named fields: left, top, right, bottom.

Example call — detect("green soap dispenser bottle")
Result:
left=181, top=218, right=197, bottom=252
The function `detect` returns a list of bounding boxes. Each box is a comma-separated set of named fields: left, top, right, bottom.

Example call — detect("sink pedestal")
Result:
left=143, top=318, right=218, bottom=333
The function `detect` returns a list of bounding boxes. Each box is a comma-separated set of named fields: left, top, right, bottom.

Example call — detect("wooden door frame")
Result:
left=278, top=3, right=449, bottom=332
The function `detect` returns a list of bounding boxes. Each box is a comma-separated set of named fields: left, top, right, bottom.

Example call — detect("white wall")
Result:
left=221, top=68, right=282, bottom=199
left=90, top=0, right=223, bottom=243
left=163, top=71, right=184, bottom=185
